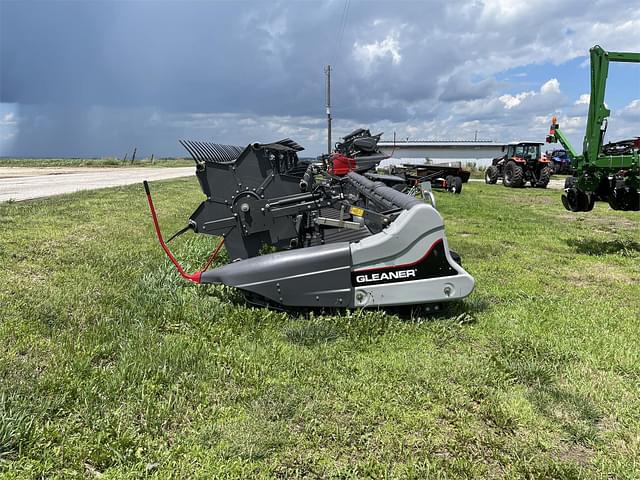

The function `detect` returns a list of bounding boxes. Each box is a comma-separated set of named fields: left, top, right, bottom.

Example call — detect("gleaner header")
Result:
left=144, top=129, right=474, bottom=309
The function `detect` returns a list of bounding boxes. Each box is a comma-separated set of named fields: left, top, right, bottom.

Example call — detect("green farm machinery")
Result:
left=546, top=45, right=640, bottom=212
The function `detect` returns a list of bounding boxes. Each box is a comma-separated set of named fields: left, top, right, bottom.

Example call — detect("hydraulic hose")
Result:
left=143, top=180, right=202, bottom=283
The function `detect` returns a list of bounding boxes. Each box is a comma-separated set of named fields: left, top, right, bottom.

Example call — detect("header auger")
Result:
left=546, top=45, right=640, bottom=212
left=144, top=130, right=474, bottom=309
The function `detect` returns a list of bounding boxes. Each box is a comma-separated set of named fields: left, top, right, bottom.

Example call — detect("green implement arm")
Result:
left=546, top=45, right=640, bottom=212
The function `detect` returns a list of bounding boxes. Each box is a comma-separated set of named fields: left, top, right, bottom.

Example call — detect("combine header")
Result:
left=547, top=45, right=640, bottom=211
left=144, top=131, right=474, bottom=309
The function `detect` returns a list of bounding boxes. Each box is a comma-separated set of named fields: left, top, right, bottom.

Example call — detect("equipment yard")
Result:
left=1, top=178, right=638, bottom=477
left=3, top=0, right=639, bottom=475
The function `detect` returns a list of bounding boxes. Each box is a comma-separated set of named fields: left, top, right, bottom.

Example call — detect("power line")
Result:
left=333, top=0, right=350, bottom=64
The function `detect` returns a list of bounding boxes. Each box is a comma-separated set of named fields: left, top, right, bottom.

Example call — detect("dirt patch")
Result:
left=556, top=442, right=594, bottom=466
left=564, top=263, right=636, bottom=286
left=529, top=195, right=557, bottom=205
left=552, top=212, right=636, bottom=229
left=596, top=415, right=617, bottom=433
left=584, top=216, right=636, bottom=229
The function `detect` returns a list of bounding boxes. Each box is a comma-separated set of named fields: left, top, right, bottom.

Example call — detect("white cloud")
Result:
left=575, top=94, right=590, bottom=105
left=620, top=98, right=640, bottom=118
left=353, top=34, right=402, bottom=70
left=499, top=91, right=535, bottom=109
left=259, top=14, right=290, bottom=57
left=0, top=107, right=19, bottom=155
left=556, top=115, right=587, bottom=133
left=237, top=118, right=258, bottom=126
left=540, top=78, right=560, bottom=95
left=1, top=112, right=16, bottom=124
left=608, top=99, right=640, bottom=138
left=609, top=99, right=640, bottom=140
left=497, top=79, right=563, bottom=110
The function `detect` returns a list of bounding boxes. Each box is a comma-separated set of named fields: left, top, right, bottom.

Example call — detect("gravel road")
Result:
left=0, top=167, right=195, bottom=202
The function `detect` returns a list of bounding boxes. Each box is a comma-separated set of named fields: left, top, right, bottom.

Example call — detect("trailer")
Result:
left=389, top=161, right=471, bottom=194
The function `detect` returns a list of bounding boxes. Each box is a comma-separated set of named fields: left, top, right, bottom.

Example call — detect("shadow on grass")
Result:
left=199, top=280, right=488, bottom=349
left=284, top=321, right=341, bottom=346
left=204, top=285, right=489, bottom=321
left=282, top=295, right=488, bottom=324
left=529, top=385, right=602, bottom=445
left=489, top=336, right=602, bottom=446
left=566, top=238, right=640, bottom=256
left=283, top=297, right=489, bottom=347
left=388, top=295, right=489, bottom=322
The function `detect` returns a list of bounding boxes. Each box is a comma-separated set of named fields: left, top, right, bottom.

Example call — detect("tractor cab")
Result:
left=504, top=142, right=543, bottom=165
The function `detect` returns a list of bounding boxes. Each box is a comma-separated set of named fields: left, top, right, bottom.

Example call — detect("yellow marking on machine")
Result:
left=350, top=206, right=364, bottom=217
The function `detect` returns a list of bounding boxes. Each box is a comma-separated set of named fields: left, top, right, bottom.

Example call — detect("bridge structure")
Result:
left=377, top=140, right=507, bottom=164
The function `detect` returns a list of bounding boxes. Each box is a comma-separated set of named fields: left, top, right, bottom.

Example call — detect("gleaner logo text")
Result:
left=355, top=268, right=417, bottom=284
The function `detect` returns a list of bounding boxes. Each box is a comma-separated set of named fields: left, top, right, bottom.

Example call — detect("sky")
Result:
left=1, top=0, right=639, bottom=158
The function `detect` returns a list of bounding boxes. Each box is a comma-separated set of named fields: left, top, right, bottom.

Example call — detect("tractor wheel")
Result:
left=535, top=166, right=553, bottom=188
left=445, top=175, right=453, bottom=189
left=448, top=176, right=463, bottom=194
left=485, top=166, right=499, bottom=184
left=503, top=161, right=524, bottom=188
left=564, top=176, right=576, bottom=190
left=562, top=189, right=594, bottom=212
left=608, top=178, right=640, bottom=211
left=561, top=178, right=594, bottom=212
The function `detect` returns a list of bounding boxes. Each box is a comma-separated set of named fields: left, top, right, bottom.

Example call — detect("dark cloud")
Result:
left=439, top=76, right=497, bottom=102
left=1, top=0, right=639, bottom=156
left=0, top=1, right=458, bottom=120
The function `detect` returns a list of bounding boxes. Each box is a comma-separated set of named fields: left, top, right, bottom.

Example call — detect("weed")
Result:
left=0, top=394, right=34, bottom=461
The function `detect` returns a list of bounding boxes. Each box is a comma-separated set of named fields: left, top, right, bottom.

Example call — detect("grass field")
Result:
left=1, top=179, right=639, bottom=478
left=0, top=158, right=193, bottom=168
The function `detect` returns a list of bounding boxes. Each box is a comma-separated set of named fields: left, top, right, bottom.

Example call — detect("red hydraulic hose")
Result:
left=143, top=181, right=202, bottom=284
left=201, top=237, right=225, bottom=272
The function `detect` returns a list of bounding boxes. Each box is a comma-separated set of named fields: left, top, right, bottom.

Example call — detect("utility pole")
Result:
left=325, top=65, right=332, bottom=155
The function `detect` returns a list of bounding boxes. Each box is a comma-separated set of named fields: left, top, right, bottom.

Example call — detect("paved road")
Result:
left=468, top=177, right=566, bottom=190
left=0, top=167, right=195, bottom=202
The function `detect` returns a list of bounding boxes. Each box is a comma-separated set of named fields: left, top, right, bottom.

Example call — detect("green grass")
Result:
left=0, top=157, right=193, bottom=168
left=0, top=180, right=639, bottom=478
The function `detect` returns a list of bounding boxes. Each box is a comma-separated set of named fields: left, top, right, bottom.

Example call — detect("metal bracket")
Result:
left=420, top=181, right=437, bottom=208
left=315, top=217, right=362, bottom=230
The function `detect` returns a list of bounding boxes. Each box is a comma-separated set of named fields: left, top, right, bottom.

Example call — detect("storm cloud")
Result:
left=1, top=0, right=639, bottom=157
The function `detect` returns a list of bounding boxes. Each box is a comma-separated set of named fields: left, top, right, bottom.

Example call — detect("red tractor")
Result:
left=485, top=141, right=553, bottom=188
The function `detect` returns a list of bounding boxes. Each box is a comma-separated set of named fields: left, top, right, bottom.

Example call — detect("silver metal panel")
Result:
left=350, top=204, right=444, bottom=268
